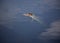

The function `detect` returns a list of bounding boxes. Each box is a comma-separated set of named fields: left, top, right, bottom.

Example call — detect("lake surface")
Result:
left=0, top=0, right=60, bottom=43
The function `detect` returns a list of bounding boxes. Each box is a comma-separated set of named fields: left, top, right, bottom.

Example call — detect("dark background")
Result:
left=0, top=0, right=60, bottom=43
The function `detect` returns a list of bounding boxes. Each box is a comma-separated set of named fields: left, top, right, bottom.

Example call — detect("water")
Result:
left=0, top=0, right=60, bottom=43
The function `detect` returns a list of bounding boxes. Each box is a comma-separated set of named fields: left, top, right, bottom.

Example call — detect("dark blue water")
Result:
left=0, top=0, right=60, bottom=43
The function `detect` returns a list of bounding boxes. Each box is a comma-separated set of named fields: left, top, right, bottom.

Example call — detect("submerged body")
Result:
left=23, top=13, right=43, bottom=24
left=23, top=13, right=47, bottom=27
